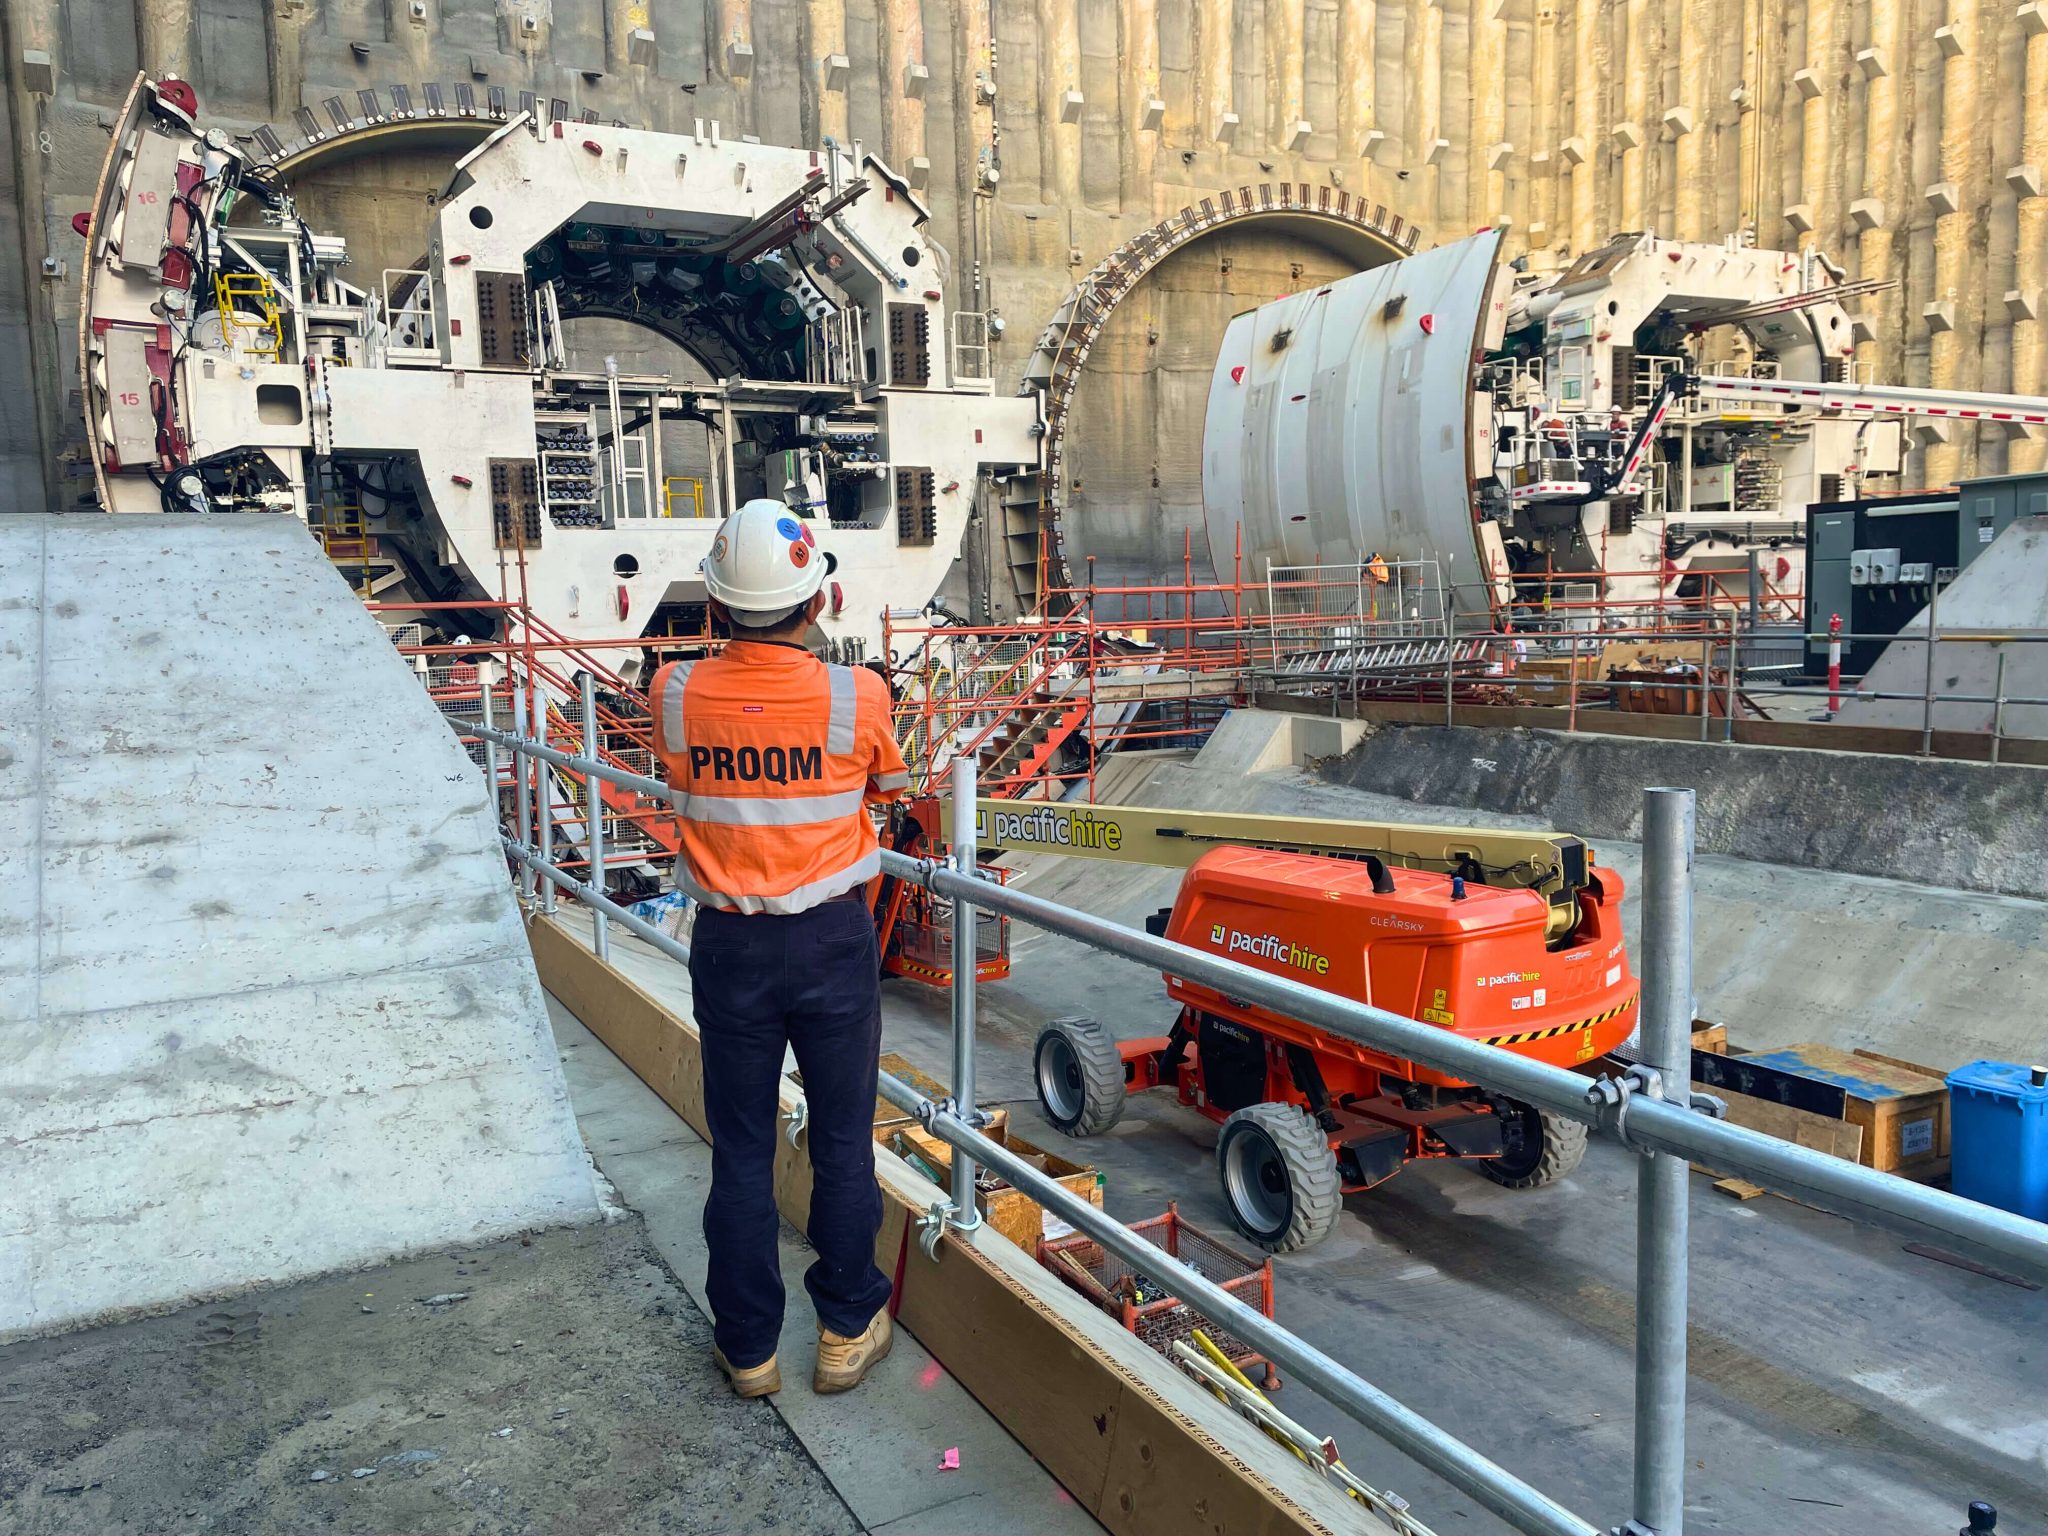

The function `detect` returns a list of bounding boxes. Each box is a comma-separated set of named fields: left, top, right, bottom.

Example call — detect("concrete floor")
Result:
left=0, top=1219, right=862, bottom=1536
left=545, top=993, right=1106, bottom=1536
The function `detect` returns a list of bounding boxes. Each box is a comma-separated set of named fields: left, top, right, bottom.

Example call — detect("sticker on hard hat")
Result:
left=711, top=535, right=728, bottom=562
left=775, top=517, right=803, bottom=541
left=789, top=543, right=811, bottom=568
left=797, top=524, right=816, bottom=547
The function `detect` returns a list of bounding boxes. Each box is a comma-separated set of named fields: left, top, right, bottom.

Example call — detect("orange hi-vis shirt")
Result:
left=649, top=642, right=909, bottom=914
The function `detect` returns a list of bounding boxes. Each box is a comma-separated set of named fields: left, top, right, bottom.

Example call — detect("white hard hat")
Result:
left=702, top=498, right=837, bottom=627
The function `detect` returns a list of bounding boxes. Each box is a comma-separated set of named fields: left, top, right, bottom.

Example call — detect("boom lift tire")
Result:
left=1216, top=1102, right=1342, bottom=1253
left=1034, top=1015, right=1127, bottom=1136
left=1478, top=1100, right=1587, bottom=1190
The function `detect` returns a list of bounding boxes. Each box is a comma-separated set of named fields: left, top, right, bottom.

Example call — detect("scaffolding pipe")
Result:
left=947, top=754, right=982, bottom=1231
left=1921, top=581, right=1942, bottom=756
left=578, top=670, right=609, bottom=961
left=478, top=661, right=500, bottom=803
left=1631, top=790, right=1695, bottom=1536
left=1992, top=649, right=2008, bottom=764
left=511, top=689, right=534, bottom=903
left=534, top=688, right=557, bottom=916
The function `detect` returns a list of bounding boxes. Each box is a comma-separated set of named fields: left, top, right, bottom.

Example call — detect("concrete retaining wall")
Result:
left=1321, top=722, right=2048, bottom=902
left=0, top=515, right=602, bottom=1340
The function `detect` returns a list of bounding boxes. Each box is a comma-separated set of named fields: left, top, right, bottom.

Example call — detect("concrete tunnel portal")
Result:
left=1061, top=221, right=1402, bottom=615
left=1022, top=185, right=1423, bottom=625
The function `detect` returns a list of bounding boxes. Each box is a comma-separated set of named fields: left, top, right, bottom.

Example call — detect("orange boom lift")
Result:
left=962, top=801, right=1639, bottom=1252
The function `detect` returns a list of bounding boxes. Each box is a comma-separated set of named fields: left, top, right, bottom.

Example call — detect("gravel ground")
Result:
left=0, top=1217, right=862, bottom=1536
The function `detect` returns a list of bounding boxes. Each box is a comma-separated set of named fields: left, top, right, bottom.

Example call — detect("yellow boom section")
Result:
left=971, top=800, right=1593, bottom=941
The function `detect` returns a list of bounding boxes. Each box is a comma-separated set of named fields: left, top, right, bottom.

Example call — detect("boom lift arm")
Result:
left=919, top=798, right=1596, bottom=944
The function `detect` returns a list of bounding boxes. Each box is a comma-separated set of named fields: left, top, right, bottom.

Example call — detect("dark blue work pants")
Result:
left=688, top=895, right=893, bottom=1369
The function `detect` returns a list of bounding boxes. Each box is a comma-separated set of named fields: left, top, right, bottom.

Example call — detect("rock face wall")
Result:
left=4, top=0, right=2045, bottom=513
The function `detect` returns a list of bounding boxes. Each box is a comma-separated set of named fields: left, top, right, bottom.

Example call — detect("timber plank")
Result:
left=1697, top=1084, right=1865, bottom=1162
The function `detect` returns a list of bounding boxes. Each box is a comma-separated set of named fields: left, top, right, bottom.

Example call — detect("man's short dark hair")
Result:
left=724, top=604, right=810, bottom=642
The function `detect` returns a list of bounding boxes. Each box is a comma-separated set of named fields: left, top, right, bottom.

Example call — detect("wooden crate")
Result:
left=1735, top=1043, right=1950, bottom=1175
left=1512, top=654, right=1602, bottom=705
left=1692, top=1084, right=1864, bottom=1162
left=890, top=1123, right=1104, bottom=1250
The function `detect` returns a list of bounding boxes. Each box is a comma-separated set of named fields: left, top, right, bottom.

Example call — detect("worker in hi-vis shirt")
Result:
left=648, top=498, right=909, bottom=1399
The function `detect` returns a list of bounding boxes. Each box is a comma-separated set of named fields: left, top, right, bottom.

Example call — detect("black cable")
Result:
left=235, top=161, right=287, bottom=210
left=172, top=194, right=211, bottom=294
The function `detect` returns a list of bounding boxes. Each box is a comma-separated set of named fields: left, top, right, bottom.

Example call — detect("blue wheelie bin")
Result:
left=1945, top=1061, right=2048, bottom=1221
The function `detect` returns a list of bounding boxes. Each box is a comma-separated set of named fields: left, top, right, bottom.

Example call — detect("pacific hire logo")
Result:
left=1208, top=923, right=1331, bottom=976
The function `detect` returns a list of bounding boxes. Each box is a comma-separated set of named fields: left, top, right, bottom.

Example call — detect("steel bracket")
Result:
left=916, top=1198, right=951, bottom=1261
left=1589, top=1067, right=1727, bottom=1153
left=782, top=1097, right=808, bottom=1148
left=1586, top=1065, right=1659, bottom=1152
left=922, top=1094, right=992, bottom=1132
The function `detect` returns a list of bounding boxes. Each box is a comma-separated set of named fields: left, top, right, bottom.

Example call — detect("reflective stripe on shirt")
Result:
left=673, top=847, right=882, bottom=915
left=826, top=664, right=858, bottom=756
left=661, top=661, right=696, bottom=756
left=677, top=787, right=867, bottom=826
left=870, top=769, right=910, bottom=794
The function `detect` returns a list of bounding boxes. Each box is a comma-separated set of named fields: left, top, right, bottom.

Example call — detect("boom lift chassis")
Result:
left=948, top=799, right=1640, bottom=1252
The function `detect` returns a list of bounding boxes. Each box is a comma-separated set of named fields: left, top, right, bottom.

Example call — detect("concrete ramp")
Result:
left=1, top=515, right=601, bottom=1340
left=1839, top=515, right=2048, bottom=740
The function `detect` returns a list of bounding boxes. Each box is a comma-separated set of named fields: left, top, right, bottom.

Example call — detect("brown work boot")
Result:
left=712, top=1348, right=782, bottom=1399
left=813, top=1311, right=893, bottom=1394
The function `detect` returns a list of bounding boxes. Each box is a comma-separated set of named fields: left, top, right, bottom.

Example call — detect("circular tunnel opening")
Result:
left=1057, top=216, right=1406, bottom=627
left=526, top=219, right=822, bottom=383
